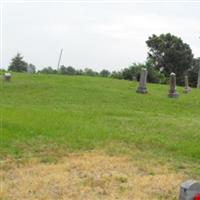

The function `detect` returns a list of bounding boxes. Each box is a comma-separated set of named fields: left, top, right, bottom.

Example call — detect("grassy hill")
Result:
left=1, top=73, right=200, bottom=174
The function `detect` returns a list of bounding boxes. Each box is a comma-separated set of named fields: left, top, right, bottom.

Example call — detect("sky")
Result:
left=1, top=0, right=200, bottom=71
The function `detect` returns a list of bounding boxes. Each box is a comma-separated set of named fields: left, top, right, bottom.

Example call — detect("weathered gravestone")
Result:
left=168, top=72, right=179, bottom=98
left=4, top=73, right=11, bottom=81
left=136, top=68, right=148, bottom=94
left=27, top=65, right=34, bottom=73
left=179, top=180, right=200, bottom=200
left=184, top=75, right=192, bottom=93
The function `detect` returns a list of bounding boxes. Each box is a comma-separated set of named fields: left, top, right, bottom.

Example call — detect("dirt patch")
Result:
left=0, top=152, right=185, bottom=200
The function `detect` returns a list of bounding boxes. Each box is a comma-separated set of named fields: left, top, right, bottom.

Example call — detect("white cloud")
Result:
left=2, top=2, right=200, bottom=70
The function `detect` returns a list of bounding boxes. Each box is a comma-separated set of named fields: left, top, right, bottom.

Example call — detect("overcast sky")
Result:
left=1, top=1, right=200, bottom=71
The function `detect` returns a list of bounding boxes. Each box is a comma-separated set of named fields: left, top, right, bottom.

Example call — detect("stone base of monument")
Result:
left=183, top=87, right=192, bottom=94
left=179, top=180, right=200, bottom=200
left=136, top=87, right=148, bottom=94
left=168, top=91, right=179, bottom=98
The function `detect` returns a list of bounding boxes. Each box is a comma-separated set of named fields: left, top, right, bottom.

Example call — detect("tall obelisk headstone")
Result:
left=136, top=68, right=148, bottom=94
left=184, top=75, right=192, bottom=93
left=168, top=72, right=179, bottom=98
left=197, top=67, right=200, bottom=88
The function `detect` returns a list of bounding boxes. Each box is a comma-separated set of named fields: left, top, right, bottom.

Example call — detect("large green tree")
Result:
left=146, top=33, right=193, bottom=84
left=100, top=69, right=110, bottom=77
left=8, top=53, right=28, bottom=72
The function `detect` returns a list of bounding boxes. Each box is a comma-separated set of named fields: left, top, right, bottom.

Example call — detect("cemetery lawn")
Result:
left=1, top=73, right=200, bottom=175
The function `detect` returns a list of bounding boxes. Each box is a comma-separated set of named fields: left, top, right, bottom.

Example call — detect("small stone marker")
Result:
left=27, top=66, right=34, bottom=73
left=179, top=180, right=200, bottom=200
left=4, top=73, right=11, bottom=81
left=136, top=68, right=148, bottom=94
left=168, top=72, right=179, bottom=98
left=184, top=75, right=192, bottom=93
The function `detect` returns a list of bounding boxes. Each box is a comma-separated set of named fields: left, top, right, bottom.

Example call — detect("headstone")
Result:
left=4, top=73, right=11, bottom=81
left=179, top=180, right=200, bottom=200
left=168, top=72, right=179, bottom=98
left=27, top=66, right=34, bottom=73
left=184, top=75, right=192, bottom=93
left=197, top=67, right=200, bottom=88
left=136, top=68, right=148, bottom=94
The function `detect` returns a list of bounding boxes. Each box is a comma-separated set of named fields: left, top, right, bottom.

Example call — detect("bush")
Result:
left=110, top=71, right=123, bottom=79
left=116, top=61, right=166, bottom=84
left=146, top=61, right=166, bottom=84
left=100, top=69, right=110, bottom=77
left=60, top=66, right=76, bottom=75
left=39, top=67, right=57, bottom=74
left=84, top=68, right=99, bottom=76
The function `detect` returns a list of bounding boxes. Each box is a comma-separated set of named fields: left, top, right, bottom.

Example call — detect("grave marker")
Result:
left=168, top=72, right=179, bottom=98
left=136, top=68, right=148, bottom=94
left=179, top=180, right=200, bottom=200
left=184, top=75, right=192, bottom=93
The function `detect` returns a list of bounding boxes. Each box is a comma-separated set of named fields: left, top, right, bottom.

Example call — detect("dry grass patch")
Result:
left=0, top=152, right=186, bottom=200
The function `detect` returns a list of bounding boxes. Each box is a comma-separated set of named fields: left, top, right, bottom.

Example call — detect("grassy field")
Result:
left=1, top=73, right=200, bottom=174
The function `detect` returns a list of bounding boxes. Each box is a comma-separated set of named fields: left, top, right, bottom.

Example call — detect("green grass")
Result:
left=1, top=73, right=200, bottom=173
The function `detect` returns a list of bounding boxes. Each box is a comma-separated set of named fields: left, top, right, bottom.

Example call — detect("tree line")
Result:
left=7, top=33, right=200, bottom=87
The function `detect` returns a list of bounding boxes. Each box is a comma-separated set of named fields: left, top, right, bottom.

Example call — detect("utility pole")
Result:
left=57, top=48, right=63, bottom=71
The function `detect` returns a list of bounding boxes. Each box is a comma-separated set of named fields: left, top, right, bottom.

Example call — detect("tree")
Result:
left=84, top=68, right=98, bottom=76
left=146, top=33, right=193, bottom=84
left=121, top=63, right=143, bottom=81
left=122, top=67, right=134, bottom=80
left=60, top=65, right=76, bottom=75
left=8, top=53, right=28, bottom=72
left=110, top=71, right=123, bottom=79
left=145, top=59, right=166, bottom=84
left=76, top=69, right=84, bottom=75
left=100, top=69, right=110, bottom=77
left=120, top=61, right=166, bottom=83
left=39, top=67, right=57, bottom=74
left=188, top=57, right=200, bottom=87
